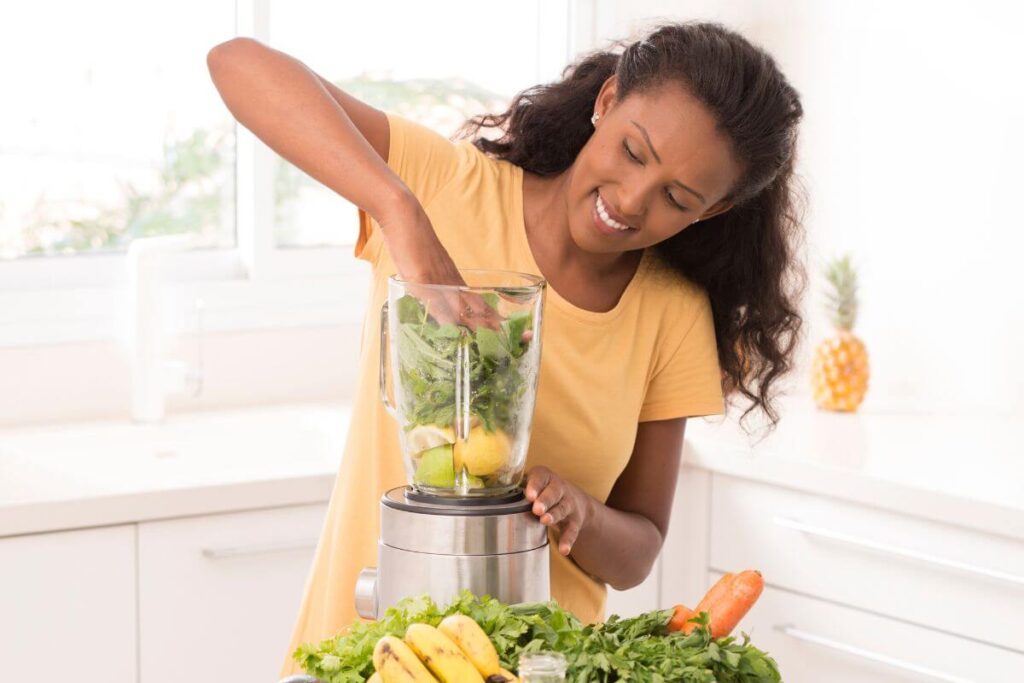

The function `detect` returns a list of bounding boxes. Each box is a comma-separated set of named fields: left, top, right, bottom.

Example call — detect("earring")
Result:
left=591, top=112, right=600, bottom=126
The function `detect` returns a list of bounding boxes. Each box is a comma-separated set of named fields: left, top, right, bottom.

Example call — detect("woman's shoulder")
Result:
left=637, top=254, right=713, bottom=334
left=385, top=111, right=510, bottom=204
left=641, top=255, right=709, bottom=305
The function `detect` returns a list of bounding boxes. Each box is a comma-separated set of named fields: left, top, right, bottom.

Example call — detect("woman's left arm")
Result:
left=524, top=417, right=687, bottom=590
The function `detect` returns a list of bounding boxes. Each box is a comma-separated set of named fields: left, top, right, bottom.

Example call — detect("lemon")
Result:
left=406, top=424, right=455, bottom=453
left=454, top=426, right=512, bottom=477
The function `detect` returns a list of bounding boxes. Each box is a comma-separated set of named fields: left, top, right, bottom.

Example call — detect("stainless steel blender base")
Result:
left=357, top=543, right=550, bottom=619
left=355, top=486, right=551, bottom=619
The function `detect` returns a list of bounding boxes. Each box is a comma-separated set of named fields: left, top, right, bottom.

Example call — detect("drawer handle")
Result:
left=201, top=539, right=318, bottom=560
left=775, top=624, right=974, bottom=683
left=772, top=516, right=1024, bottom=588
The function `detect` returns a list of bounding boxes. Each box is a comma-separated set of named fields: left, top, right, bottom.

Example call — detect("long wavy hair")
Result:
left=456, top=21, right=806, bottom=431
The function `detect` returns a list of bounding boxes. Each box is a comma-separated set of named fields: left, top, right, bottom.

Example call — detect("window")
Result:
left=0, top=0, right=236, bottom=260
left=268, top=0, right=553, bottom=248
left=0, top=0, right=573, bottom=345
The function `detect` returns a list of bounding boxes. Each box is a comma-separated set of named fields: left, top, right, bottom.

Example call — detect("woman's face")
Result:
left=567, top=76, right=744, bottom=255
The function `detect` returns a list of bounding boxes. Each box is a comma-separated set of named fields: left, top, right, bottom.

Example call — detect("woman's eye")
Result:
left=624, top=139, right=686, bottom=211
left=666, top=190, right=687, bottom=212
left=623, top=140, right=641, bottom=163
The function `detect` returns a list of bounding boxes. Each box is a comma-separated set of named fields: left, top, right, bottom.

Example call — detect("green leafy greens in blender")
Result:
left=394, top=293, right=533, bottom=433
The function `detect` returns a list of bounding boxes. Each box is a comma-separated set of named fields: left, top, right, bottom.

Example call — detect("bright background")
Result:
left=2, top=0, right=1022, bottom=425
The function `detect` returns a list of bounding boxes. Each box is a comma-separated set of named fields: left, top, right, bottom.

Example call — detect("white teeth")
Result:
left=595, top=194, right=632, bottom=231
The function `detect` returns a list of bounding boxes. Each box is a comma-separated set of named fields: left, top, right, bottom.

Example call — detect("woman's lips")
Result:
left=591, top=191, right=636, bottom=235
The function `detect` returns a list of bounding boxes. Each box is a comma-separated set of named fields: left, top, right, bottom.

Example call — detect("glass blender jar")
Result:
left=379, top=270, right=545, bottom=498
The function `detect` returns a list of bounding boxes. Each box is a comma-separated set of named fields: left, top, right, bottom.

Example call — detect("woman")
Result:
left=207, top=20, right=803, bottom=677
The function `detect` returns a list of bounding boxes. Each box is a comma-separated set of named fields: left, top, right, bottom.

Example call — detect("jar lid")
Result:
left=518, top=651, right=567, bottom=676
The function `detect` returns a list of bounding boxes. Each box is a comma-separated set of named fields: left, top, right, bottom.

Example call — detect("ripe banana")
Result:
left=368, top=674, right=384, bottom=683
left=373, top=635, right=439, bottom=683
left=438, top=614, right=501, bottom=678
left=404, top=623, right=485, bottom=683
left=487, top=668, right=519, bottom=683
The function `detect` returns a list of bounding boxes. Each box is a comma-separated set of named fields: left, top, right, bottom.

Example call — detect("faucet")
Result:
left=125, top=235, right=203, bottom=423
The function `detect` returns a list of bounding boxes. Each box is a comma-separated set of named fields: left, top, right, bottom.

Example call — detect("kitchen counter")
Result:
left=683, top=398, right=1024, bottom=541
left=0, top=402, right=349, bottom=537
left=1, top=398, right=1021, bottom=541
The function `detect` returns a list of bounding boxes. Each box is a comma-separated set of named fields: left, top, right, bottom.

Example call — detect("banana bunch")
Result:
left=371, top=614, right=518, bottom=683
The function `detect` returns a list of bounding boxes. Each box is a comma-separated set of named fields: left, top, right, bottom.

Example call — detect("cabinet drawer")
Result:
left=710, top=475, right=1024, bottom=652
left=0, top=525, right=136, bottom=683
left=138, top=503, right=326, bottom=683
left=713, top=572, right=1024, bottom=682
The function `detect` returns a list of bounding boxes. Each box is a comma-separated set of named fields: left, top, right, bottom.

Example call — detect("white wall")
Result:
left=585, top=0, right=1024, bottom=416
left=6, top=2, right=1021, bottom=426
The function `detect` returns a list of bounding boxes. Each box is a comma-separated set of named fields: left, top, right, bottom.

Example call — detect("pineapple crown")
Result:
left=824, top=255, right=858, bottom=330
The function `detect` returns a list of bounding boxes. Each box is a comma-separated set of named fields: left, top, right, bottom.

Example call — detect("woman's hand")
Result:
left=377, top=197, right=502, bottom=331
left=524, top=466, right=592, bottom=556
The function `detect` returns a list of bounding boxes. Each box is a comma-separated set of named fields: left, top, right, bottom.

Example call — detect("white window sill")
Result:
left=0, top=248, right=372, bottom=347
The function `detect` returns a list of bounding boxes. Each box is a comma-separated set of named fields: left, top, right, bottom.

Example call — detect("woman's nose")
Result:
left=616, top=188, right=648, bottom=221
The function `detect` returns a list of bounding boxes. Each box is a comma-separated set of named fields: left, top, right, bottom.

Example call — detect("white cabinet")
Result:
left=679, top=475, right=1024, bottom=683
left=137, top=504, right=326, bottom=683
left=659, top=469, right=1024, bottom=681
left=709, top=475, right=1024, bottom=652
left=715, top=572, right=1024, bottom=682
left=0, top=525, right=137, bottom=683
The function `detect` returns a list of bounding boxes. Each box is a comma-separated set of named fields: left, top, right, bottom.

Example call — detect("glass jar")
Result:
left=518, top=651, right=567, bottom=683
left=379, top=269, right=546, bottom=497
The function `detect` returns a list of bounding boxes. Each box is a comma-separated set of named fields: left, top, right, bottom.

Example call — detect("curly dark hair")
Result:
left=455, top=21, right=806, bottom=431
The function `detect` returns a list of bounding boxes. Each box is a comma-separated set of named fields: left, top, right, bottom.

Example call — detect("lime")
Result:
left=414, top=444, right=455, bottom=488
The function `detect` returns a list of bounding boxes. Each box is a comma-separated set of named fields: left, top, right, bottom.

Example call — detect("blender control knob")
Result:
left=354, top=567, right=378, bottom=619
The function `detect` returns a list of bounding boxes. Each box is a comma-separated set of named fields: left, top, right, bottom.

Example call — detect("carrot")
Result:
left=681, top=573, right=735, bottom=634
left=691, top=570, right=765, bottom=638
left=667, top=604, right=694, bottom=632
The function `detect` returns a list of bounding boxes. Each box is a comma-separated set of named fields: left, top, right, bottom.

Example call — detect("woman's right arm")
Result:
left=206, top=38, right=500, bottom=326
left=206, top=37, right=405, bottom=227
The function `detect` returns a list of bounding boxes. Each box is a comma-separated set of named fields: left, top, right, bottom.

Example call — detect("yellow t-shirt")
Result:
left=279, top=112, right=724, bottom=676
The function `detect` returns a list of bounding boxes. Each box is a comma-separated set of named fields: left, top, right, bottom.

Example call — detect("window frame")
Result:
left=0, top=0, right=584, bottom=348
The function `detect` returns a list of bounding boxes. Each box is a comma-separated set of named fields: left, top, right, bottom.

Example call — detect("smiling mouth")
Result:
left=594, top=192, right=636, bottom=232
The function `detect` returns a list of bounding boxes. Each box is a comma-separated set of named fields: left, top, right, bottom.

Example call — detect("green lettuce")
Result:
left=293, top=592, right=782, bottom=683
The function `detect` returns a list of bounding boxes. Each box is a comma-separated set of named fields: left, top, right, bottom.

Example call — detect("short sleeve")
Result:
left=638, top=294, right=725, bottom=422
left=354, top=112, right=464, bottom=265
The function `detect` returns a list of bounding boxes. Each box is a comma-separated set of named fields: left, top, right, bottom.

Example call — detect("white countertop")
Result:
left=2, top=398, right=1021, bottom=541
left=683, top=398, right=1024, bottom=541
left=0, top=403, right=349, bottom=537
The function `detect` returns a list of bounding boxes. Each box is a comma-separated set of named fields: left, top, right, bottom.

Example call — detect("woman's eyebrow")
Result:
left=630, top=120, right=707, bottom=206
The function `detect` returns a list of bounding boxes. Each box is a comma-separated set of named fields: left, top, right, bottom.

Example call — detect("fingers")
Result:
left=525, top=467, right=583, bottom=556
left=456, top=292, right=503, bottom=331
left=411, top=289, right=504, bottom=331
left=541, top=496, right=573, bottom=526
left=407, top=285, right=461, bottom=327
left=558, top=519, right=581, bottom=556
left=533, top=479, right=564, bottom=519
left=524, top=467, right=552, bottom=502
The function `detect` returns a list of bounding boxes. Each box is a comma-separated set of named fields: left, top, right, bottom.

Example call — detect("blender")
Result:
left=354, top=270, right=549, bottom=619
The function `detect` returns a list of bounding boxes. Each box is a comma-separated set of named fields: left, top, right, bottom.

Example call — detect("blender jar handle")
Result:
left=379, top=301, right=397, bottom=418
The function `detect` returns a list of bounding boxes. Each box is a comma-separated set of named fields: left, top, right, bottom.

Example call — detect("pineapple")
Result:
left=812, top=255, right=869, bottom=412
